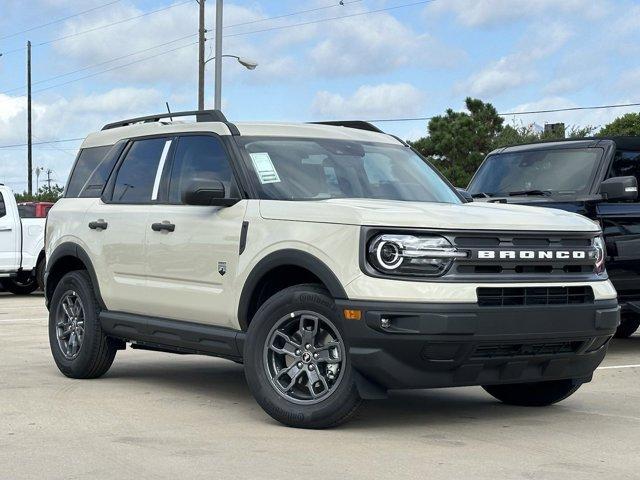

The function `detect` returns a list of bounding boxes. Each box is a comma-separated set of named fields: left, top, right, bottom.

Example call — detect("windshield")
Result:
left=237, top=137, right=461, bottom=203
left=468, top=148, right=604, bottom=197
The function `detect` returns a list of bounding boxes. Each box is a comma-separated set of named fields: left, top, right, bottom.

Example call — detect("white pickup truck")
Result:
left=0, top=185, right=46, bottom=294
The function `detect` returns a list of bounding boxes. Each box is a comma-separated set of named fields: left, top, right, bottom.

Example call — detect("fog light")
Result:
left=380, top=318, right=391, bottom=329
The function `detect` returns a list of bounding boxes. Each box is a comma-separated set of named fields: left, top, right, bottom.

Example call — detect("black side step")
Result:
left=100, top=311, right=245, bottom=360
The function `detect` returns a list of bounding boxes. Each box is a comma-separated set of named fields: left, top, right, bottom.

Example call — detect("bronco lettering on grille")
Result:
left=477, top=250, right=589, bottom=260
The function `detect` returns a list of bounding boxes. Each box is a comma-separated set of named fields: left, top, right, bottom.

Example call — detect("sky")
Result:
left=0, top=0, right=639, bottom=192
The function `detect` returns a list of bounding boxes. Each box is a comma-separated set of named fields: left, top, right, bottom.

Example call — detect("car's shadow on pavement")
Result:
left=92, top=334, right=640, bottom=429
left=100, top=355, right=571, bottom=430
left=105, top=357, right=251, bottom=401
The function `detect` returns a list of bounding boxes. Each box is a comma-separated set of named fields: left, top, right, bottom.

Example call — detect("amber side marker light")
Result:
left=343, top=309, right=362, bottom=320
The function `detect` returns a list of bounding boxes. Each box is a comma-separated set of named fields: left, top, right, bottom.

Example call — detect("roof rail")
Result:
left=309, top=120, right=384, bottom=134
left=101, top=109, right=229, bottom=131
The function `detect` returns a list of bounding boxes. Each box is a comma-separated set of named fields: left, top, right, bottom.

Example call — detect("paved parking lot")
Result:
left=2, top=292, right=640, bottom=480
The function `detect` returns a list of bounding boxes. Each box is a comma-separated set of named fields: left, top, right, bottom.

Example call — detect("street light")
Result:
left=204, top=54, right=258, bottom=109
left=205, top=54, right=258, bottom=70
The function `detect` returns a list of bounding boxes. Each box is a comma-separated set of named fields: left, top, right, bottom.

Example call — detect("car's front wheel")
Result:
left=244, top=284, right=361, bottom=429
left=482, top=378, right=583, bottom=406
left=48, top=270, right=117, bottom=379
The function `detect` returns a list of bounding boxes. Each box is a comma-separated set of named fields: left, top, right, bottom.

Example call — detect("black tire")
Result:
left=614, top=313, right=640, bottom=339
left=48, top=270, right=117, bottom=379
left=482, top=378, right=582, bottom=407
left=0, top=274, right=38, bottom=295
left=35, top=257, right=45, bottom=291
left=244, top=284, right=361, bottom=429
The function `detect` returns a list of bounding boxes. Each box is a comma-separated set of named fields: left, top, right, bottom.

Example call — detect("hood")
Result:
left=259, top=198, right=600, bottom=232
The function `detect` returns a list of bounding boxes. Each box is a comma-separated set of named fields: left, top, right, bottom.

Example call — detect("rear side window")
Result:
left=78, top=143, right=125, bottom=198
left=66, top=146, right=112, bottom=197
left=0, top=192, right=6, bottom=218
left=168, top=135, right=237, bottom=204
left=112, top=138, right=168, bottom=204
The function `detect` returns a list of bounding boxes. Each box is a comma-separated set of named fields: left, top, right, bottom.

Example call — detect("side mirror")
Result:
left=456, top=188, right=473, bottom=203
left=183, top=179, right=239, bottom=207
left=600, top=176, right=638, bottom=202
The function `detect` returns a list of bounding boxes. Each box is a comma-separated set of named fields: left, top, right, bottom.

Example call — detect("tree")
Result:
left=15, top=184, right=64, bottom=203
left=411, top=98, right=504, bottom=187
left=493, top=121, right=596, bottom=149
left=598, top=113, right=640, bottom=137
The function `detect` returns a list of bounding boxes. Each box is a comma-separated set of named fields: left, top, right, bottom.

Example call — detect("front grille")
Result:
left=448, top=232, right=598, bottom=280
left=472, top=341, right=583, bottom=359
left=477, top=286, right=594, bottom=306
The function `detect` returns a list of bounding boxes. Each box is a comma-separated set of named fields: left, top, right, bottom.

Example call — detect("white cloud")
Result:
left=460, top=22, right=573, bottom=97
left=0, top=87, right=163, bottom=191
left=51, top=1, right=464, bottom=90
left=616, top=67, right=640, bottom=92
left=312, top=83, right=425, bottom=119
left=427, top=0, right=609, bottom=27
left=308, top=12, right=463, bottom=76
left=54, top=2, right=266, bottom=86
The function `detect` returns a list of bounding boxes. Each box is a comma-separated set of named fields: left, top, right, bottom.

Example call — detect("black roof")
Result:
left=495, top=136, right=640, bottom=154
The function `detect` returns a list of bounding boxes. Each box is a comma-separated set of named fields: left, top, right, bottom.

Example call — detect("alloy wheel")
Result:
left=56, top=291, right=86, bottom=360
left=264, top=310, right=345, bottom=405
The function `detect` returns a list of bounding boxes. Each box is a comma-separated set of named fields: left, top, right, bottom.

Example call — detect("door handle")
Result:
left=88, top=220, right=108, bottom=230
left=0, top=226, right=12, bottom=232
left=151, top=221, right=175, bottom=232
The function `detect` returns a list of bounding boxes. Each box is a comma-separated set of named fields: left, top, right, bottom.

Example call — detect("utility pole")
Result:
left=197, top=0, right=206, bottom=110
left=214, top=0, right=223, bottom=109
left=27, top=40, right=33, bottom=196
left=46, top=169, right=53, bottom=189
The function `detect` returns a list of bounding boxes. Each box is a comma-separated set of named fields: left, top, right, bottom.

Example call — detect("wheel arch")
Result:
left=45, top=242, right=105, bottom=310
left=36, top=249, right=46, bottom=265
left=237, top=249, right=348, bottom=331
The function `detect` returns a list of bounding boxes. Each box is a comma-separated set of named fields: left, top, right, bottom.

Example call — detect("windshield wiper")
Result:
left=470, top=192, right=495, bottom=198
left=507, top=189, right=553, bottom=197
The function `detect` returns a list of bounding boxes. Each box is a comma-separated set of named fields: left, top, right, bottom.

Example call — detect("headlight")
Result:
left=367, top=234, right=467, bottom=277
left=593, top=235, right=606, bottom=274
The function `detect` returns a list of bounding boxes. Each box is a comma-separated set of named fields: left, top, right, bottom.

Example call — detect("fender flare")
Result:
left=45, top=242, right=106, bottom=309
left=237, top=249, right=348, bottom=330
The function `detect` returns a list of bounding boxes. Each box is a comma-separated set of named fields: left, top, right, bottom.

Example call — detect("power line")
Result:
left=0, top=138, right=84, bottom=149
left=1, top=0, right=365, bottom=95
left=1, top=101, right=638, bottom=150
left=0, top=0, right=122, bottom=41
left=37, top=0, right=193, bottom=47
left=223, top=0, right=437, bottom=39
left=0, top=34, right=197, bottom=95
left=0, top=0, right=193, bottom=56
left=5, top=0, right=435, bottom=95
left=30, top=41, right=198, bottom=94
left=365, top=102, right=640, bottom=123
left=224, top=0, right=363, bottom=29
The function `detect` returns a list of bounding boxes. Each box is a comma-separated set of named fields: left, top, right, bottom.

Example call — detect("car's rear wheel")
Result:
left=244, top=284, right=361, bottom=429
left=482, top=378, right=582, bottom=406
left=614, top=312, right=640, bottom=339
left=48, top=270, right=117, bottom=379
left=0, top=272, right=38, bottom=295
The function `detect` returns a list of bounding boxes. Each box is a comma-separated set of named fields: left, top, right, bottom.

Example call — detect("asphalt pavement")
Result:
left=2, top=292, right=640, bottom=480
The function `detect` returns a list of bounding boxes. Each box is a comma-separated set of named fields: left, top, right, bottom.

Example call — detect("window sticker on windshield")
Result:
left=250, top=152, right=281, bottom=184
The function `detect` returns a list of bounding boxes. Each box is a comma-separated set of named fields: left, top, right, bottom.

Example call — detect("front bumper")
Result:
left=336, top=299, right=620, bottom=391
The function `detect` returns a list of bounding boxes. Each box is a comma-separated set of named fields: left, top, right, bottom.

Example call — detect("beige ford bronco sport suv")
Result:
left=45, top=110, right=619, bottom=428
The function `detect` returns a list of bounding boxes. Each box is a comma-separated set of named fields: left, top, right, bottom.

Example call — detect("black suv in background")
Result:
left=468, top=137, right=640, bottom=338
